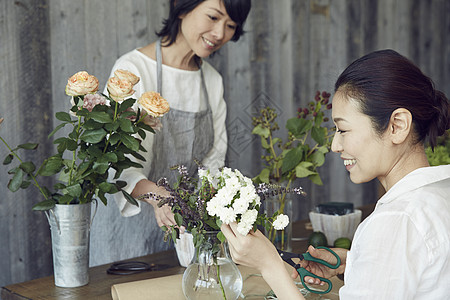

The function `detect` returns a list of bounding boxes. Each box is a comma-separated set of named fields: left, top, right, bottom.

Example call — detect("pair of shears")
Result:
left=277, top=247, right=341, bottom=294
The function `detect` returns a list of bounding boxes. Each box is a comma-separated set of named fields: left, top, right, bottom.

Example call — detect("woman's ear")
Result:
left=388, top=108, right=413, bottom=144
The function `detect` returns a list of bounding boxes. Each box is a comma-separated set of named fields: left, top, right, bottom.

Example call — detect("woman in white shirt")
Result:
left=221, top=49, right=450, bottom=299
left=89, top=0, right=251, bottom=266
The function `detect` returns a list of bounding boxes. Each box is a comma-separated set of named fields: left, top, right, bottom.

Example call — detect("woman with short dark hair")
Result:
left=222, top=49, right=450, bottom=299
left=91, top=0, right=251, bottom=266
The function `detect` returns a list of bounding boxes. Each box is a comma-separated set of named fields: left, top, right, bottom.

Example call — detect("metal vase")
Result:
left=45, top=201, right=97, bottom=288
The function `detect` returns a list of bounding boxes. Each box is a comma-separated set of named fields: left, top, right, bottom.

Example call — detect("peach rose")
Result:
left=114, top=69, right=140, bottom=86
left=107, top=77, right=135, bottom=102
left=65, top=71, right=99, bottom=96
left=138, top=91, right=170, bottom=117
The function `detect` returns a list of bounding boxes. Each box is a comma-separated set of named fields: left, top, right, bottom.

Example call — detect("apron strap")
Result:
left=156, top=39, right=163, bottom=94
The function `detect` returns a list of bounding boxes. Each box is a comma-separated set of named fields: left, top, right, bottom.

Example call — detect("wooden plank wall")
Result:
left=0, top=0, right=448, bottom=288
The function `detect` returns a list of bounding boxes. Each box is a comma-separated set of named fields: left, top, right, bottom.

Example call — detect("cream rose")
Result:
left=107, top=77, right=135, bottom=102
left=138, top=91, right=170, bottom=117
left=114, top=69, right=140, bottom=86
left=65, top=71, right=99, bottom=96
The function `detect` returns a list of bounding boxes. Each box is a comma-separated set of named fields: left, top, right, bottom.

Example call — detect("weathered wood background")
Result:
left=1, top=0, right=448, bottom=288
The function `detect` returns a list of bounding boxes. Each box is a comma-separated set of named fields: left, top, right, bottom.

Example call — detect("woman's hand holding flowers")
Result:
left=221, top=222, right=305, bottom=300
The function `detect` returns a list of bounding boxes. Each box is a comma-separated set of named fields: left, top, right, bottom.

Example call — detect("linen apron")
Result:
left=89, top=40, right=214, bottom=266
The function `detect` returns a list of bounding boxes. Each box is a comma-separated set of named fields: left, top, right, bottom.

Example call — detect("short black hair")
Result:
left=156, top=0, right=251, bottom=46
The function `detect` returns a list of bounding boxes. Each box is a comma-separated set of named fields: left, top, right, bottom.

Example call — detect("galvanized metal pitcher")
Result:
left=46, top=201, right=97, bottom=287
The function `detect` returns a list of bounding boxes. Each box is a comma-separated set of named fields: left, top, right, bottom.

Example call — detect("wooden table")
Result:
left=1, top=204, right=375, bottom=300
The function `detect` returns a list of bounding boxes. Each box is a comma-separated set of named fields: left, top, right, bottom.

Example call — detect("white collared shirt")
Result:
left=340, top=165, right=450, bottom=299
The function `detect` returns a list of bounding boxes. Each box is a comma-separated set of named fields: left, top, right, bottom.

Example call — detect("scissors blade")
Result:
left=277, top=249, right=302, bottom=269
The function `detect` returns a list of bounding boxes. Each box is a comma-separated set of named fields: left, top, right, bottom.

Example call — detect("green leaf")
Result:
left=115, top=180, right=127, bottom=189
left=90, top=111, right=113, bottom=123
left=119, top=118, right=134, bottom=133
left=99, top=182, right=113, bottom=193
left=272, top=137, right=282, bottom=146
left=80, top=128, right=107, bottom=144
left=311, top=126, right=326, bottom=145
left=40, top=156, right=63, bottom=176
left=281, top=147, right=303, bottom=174
left=308, top=173, right=323, bottom=185
left=260, top=136, right=269, bottom=149
left=122, top=190, right=139, bottom=206
left=258, top=168, right=270, bottom=183
left=65, top=184, right=82, bottom=198
left=120, top=134, right=139, bottom=152
left=102, top=152, right=118, bottom=163
left=83, top=119, right=104, bottom=130
left=252, top=124, right=270, bottom=138
left=137, top=122, right=155, bottom=134
left=138, top=129, right=147, bottom=140
left=317, top=146, right=329, bottom=154
left=286, top=118, right=313, bottom=138
left=93, top=161, right=109, bottom=174
left=55, top=111, right=72, bottom=122
left=118, top=98, right=135, bottom=113
left=48, top=123, right=68, bottom=138
left=130, top=151, right=146, bottom=161
left=217, top=231, right=226, bottom=243
left=174, top=213, right=183, bottom=227
left=8, top=168, right=24, bottom=192
left=32, top=199, right=56, bottom=211
left=295, top=162, right=316, bottom=178
left=311, top=150, right=325, bottom=167
left=109, top=133, right=121, bottom=145
left=314, top=111, right=324, bottom=125
left=59, top=194, right=74, bottom=204
left=20, top=180, right=31, bottom=189
left=19, top=161, right=36, bottom=174
left=18, top=143, right=38, bottom=150
left=98, top=193, right=107, bottom=206
left=3, top=154, right=13, bottom=165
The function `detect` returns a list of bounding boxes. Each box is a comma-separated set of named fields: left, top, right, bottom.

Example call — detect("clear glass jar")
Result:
left=264, top=195, right=293, bottom=252
left=182, top=231, right=243, bottom=300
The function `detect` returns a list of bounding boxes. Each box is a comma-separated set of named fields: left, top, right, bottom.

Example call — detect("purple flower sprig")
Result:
left=256, top=183, right=307, bottom=201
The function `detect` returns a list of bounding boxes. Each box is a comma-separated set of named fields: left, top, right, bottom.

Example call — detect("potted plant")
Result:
left=0, top=70, right=169, bottom=287
left=251, top=91, right=334, bottom=250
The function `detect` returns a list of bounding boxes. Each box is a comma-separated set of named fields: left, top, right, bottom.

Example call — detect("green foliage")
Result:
left=1, top=94, right=155, bottom=210
left=252, top=91, right=334, bottom=188
left=425, top=129, right=450, bottom=166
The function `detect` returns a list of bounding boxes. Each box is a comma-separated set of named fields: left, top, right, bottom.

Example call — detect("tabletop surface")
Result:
left=1, top=204, right=375, bottom=300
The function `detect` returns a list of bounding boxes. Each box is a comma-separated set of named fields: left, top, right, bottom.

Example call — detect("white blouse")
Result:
left=340, top=164, right=450, bottom=299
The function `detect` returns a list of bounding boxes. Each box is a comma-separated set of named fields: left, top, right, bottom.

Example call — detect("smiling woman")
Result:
left=89, top=0, right=252, bottom=267
left=221, top=49, right=450, bottom=300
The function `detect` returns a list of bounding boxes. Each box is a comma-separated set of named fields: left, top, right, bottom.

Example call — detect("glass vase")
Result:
left=182, top=231, right=243, bottom=300
left=263, top=195, right=293, bottom=252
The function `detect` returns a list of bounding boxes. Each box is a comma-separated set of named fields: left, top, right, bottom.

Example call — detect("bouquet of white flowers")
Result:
left=145, top=164, right=305, bottom=248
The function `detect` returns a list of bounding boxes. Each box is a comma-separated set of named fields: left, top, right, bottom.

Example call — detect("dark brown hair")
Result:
left=156, top=0, right=251, bottom=46
left=335, top=49, right=450, bottom=148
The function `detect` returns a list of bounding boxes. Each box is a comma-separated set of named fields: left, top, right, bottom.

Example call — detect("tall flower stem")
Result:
left=215, top=257, right=227, bottom=300
left=68, top=116, right=82, bottom=186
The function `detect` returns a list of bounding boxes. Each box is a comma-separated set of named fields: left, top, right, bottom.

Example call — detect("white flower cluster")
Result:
left=202, top=167, right=289, bottom=236
left=272, top=214, right=289, bottom=230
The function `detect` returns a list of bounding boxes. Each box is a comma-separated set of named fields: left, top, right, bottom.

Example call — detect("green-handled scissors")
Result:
left=277, top=247, right=341, bottom=294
